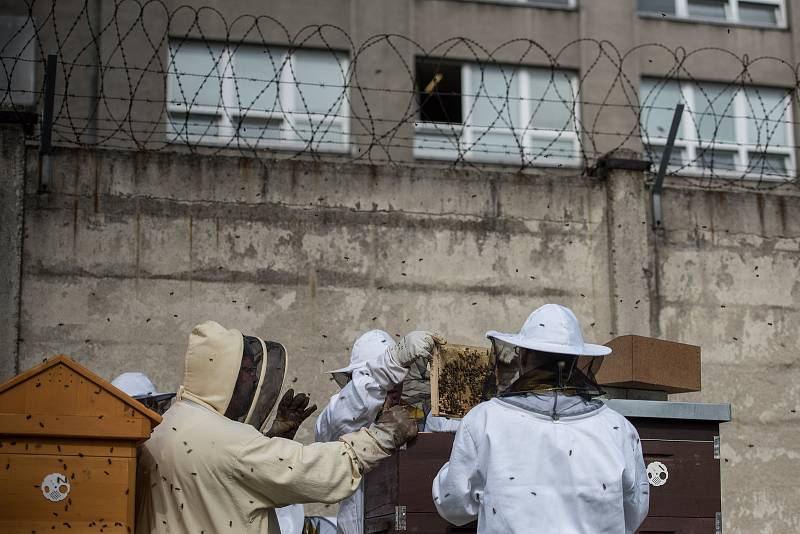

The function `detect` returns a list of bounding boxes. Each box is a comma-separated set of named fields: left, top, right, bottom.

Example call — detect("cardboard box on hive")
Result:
left=0, top=355, right=161, bottom=533
left=594, top=335, right=701, bottom=394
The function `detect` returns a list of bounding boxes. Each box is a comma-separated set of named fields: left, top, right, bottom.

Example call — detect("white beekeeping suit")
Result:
left=432, top=304, right=649, bottom=534
left=111, top=372, right=175, bottom=415
left=136, top=321, right=420, bottom=534
left=316, top=329, right=444, bottom=534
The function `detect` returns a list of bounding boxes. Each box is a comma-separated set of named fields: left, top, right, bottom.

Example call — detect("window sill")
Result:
left=165, top=133, right=351, bottom=154
left=413, top=150, right=582, bottom=169
left=655, top=166, right=793, bottom=182
left=443, top=0, right=577, bottom=12
left=638, top=12, right=789, bottom=31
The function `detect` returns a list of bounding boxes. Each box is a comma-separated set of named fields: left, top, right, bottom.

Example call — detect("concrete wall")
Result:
left=659, top=185, right=800, bottom=533
left=1, top=128, right=799, bottom=529
left=0, top=125, right=26, bottom=379
left=14, top=145, right=614, bottom=417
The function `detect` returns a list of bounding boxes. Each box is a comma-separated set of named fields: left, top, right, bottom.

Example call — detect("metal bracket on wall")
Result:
left=651, top=103, right=684, bottom=231
left=714, top=435, right=721, bottom=459
left=715, top=511, right=723, bottom=533
left=394, top=505, right=407, bottom=531
left=38, top=53, right=57, bottom=194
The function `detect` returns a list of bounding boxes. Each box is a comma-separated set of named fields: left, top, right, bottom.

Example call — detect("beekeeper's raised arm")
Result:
left=315, top=329, right=445, bottom=534
left=135, top=321, right=418, bottom=534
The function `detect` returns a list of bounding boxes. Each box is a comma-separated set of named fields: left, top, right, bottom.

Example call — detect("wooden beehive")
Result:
left=0, top=355, right=161, bottom=533
left=430, top=344, right=492, bottom=418
left=365, top=410, right=727, bottom=534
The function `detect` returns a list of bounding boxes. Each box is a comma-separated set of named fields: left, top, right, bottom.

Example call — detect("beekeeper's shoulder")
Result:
left=458, top=398, right=499, bottom=427
left=599, top=403, right=639, bottom=435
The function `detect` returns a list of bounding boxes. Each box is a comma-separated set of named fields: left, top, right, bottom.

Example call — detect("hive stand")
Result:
left=0, top=355, right=162, bottom=533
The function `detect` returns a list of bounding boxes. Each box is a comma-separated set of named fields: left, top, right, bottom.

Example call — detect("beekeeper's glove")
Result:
left=390, top=331, right=446, bottom=368
left=338, top=406, right=418, bottom=473
left=367, top=405, right=419, bottom=451
left=265, top=389, right=317, bottom=439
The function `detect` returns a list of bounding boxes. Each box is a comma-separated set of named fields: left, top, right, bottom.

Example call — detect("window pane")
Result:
left=696, top=148, right=738, bottom=171
left=169, top=41, right=223, bottom=109
left=528, top=137, right=577, bottom=163
left=291, top=49, right=347, bottom=116
left=469, top=130, right=523, bottom=161
left=744, top=87, right=790, bottom=148
left=637, top=0, right=677, bottom=14
left=235, top=117, right=282, bottom=143
left=469, top=65, right=522, bottom=130
left=417, top=59, right=463, bottom=124
left=748, top=152, right=788, bottom=177
left=293, top=119, right=345, bottom=151
left=414, top=127, right=461, bottom=157
left=168, top=113, right=220, bottom=138
left=738, top=2, right=779, bottom=25
left=687, top=0, right=727, bottom=19
left=528, top=69, right=577, bottom=131
left=646, top=145, right=685, bottom=168
left=232, top=45, right=284, bottom=114
left=640, top=79, right=684, bottom=140
left=692, top=83, right=737, bottom=143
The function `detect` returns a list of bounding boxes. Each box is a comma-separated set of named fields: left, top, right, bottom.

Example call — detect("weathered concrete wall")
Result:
left=660, top=186, right=800, bottom=534
left=16, top=146, right=613, bottom=442
left=0, top=125, right=26, bottom=380
left=7, top=138, right=800, bottom=532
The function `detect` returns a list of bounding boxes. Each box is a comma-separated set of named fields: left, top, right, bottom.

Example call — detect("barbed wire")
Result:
left=1, top=0, right=798, bottom=189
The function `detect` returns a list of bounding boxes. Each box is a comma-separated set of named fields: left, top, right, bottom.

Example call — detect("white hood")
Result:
left=329, top=330, right=397, bottom=374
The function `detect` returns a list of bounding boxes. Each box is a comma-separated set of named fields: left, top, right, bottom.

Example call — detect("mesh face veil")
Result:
left=490, top=338, right=605, bottom=398
left=224, top=334, right=287, bottom=432
left=244, top=336, right=288, bottom=432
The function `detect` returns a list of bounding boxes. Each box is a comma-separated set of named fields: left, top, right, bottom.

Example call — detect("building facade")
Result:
left=2, top=0, right=798, bottom=179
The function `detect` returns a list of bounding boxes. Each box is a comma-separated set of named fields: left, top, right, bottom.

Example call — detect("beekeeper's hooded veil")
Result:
left=178, top=321, right=286, bottom=428
left=137, top=321, right=374, bottom=534
left=177, top=321, right=286, bottom=430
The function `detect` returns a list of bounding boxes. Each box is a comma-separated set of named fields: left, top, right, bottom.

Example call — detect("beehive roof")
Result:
left=0, top=355, right=162, bottom=440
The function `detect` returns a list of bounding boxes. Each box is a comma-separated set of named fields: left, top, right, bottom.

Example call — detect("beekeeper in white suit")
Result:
left=432, top=304, right=649, bottom=534
left=136, top=321, right=428, bottom=534
left=316, top=329, right=445, bottom=534
left=111, top=372, right=175, bottom=415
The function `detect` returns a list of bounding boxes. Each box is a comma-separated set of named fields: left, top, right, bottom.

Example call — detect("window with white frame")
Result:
left=638, top=0, right=786, bottom=27
left=167, top=40, right=349, bottom=152
left=640, top=78, right=795, bottom=179
left=414, top=58, right=580, bottom=166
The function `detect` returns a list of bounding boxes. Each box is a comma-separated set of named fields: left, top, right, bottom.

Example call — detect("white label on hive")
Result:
left=41, top=473, right=71, bottom=502
left=646, top=461, right=669, bottom=487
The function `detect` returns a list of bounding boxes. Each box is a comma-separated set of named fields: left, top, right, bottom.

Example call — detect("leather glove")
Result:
left=389, top=331, right=446, bottom=368
left=265, top=389, right=317, bottom=439
left=366, top=405, right=418, bottom=452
